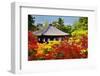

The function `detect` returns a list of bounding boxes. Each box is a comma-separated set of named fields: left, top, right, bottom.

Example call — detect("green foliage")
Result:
left=58, top=18, right=64, bottom=26
left=52, top=21, right=59, bottom=27
left=73, top=17, right=88, bottom=30
left=71, top=30, right=88, bottom=36
left=71, top=17, right=88, bottom=36
left=28, top=15, right=39, bottom=31
left=28, top=15, right=88, bottom=36
left=52, top=18, right=64, bottom=29
left=58, top=25, right=72, bottom=35
left=51, top=18, right=72, bottom=35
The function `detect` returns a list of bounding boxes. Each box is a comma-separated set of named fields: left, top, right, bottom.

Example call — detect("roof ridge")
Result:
left=42, top=25, right=51, bottom=34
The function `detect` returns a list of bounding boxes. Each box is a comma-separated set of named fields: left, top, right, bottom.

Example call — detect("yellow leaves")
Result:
left=71, top=30, right=88, bottom=36
left=80, top=49, right=87, bottom=54
left=36, top=41, right=60, bottom=55
left=37, top=43, right=44, bottom=54
left=49, top=40, right=60, bottom=45
left=75, top=39, right=80, bottom=43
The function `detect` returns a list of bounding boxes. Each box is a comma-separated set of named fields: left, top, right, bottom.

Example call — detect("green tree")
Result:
left=28, top=15, right=38, bottom=31
left=71, top=17, right=88, bottom=36
left=52, top=21, right=60, bottom=28
left=52, top=18, right=72, bottom=35
left=73, top=17, right=88, bottom=30
left=58, top=18, right=64, bottom=26
left=79, top=17, right=88, bottom=30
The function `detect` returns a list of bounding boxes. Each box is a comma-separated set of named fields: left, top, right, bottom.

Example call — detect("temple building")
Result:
left=33, top=24, right=69, bottom=43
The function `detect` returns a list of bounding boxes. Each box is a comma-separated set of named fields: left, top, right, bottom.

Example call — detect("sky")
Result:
left=31, top=15, right=80, bottom=25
